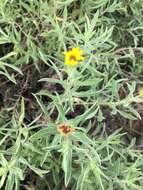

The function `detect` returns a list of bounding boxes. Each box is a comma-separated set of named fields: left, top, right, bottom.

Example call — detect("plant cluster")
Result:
left=0, top=0, right=143, bottom=189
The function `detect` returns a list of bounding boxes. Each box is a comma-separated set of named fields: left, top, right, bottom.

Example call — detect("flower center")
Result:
left=70, top=55, right=76, bottom=61
left=57, top=123, right=75, bottom=136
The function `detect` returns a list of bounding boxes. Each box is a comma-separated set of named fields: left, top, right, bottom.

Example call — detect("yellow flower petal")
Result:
left=64, top=47, right=84, bottom=67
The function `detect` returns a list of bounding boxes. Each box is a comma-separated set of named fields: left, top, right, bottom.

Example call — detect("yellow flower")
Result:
left=64, top=47, right=84, bottom=66
left=139, top=88, right=143, bottom=97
